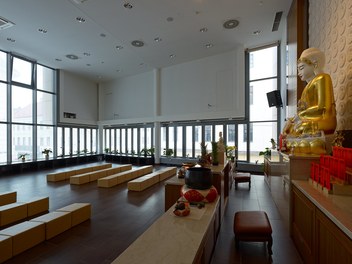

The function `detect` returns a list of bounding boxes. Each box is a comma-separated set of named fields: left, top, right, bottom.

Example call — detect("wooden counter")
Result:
left=291, top=180, right=352, bottom=264
left=112, top=197, right=220, bottom=264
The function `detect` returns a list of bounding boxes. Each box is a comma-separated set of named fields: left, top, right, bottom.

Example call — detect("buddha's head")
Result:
left=297, top=48, right=325, bottom=80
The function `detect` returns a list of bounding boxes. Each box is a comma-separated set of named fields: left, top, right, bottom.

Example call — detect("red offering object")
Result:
left=181, top=185, right=218, bottom=203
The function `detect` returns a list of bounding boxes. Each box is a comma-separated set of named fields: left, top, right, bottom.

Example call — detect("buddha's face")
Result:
left=297, top=62, right=315, bottom=82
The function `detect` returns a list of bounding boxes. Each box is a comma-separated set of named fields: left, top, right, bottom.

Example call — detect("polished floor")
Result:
left=0, top=162, right=303, bottom=264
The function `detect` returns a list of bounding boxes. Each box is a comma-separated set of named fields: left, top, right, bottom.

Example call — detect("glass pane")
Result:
left=146, top=127, right=152, bottom=149
left=57, top=127, right=63, bottom=157
left=72, top=128, right=78, bottom=155
left=249, top=122, right=277, bottom=163
left=161, top=127, right=166, bottom=156
left=194, top=125, right=202, bottom=157
left=214, top=125, right=223, bottom=144
left=0, top=83, right=6, bottom=121
left=168, top=126, right=174, bottom=156
left=250, top=79, right=278, bottom=122
left=121, top=129, right=126, bottom=153
left=139, top=128, right=145, bottom=154
left=0, top=51, right=6, bottom=81
left=12, top=86, right=33, bottom=123
left=37, top=126, right=53, bottom=159
left=126, top=128, right=132, bottom=154
left=64, top=127, right=70, bottom=156
left=116, top=129, right=120, bottom=153
left=37, top=91, right=54, bottom=124
left=86, top=129, right=91, bottom=153
left=186, top=126, right=192, bottom=158
left=227, top=124, right=236, bottom=157
left=238, top=124, right=247, bottom=161
left=79, top=128, right=85, bottom=153
left=249, top=46, right=277, bottom=81
left=12, top=57, right=32, bottom=85
left=176, top=126, right=183, bottom=157
left=12, top=124, right=32, bottom=162
left=92, top=129, right=97, bottom=154
left=204, top=125, right=212, bottom=149
left=37, top=65, right=55, bottom=92
left=111, top=129, right=115, bottom=153
left=133, top=128, right=137, bottom=155
left=0, top=124, right=7, bottom=163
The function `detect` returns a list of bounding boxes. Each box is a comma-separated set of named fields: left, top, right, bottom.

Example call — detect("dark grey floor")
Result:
left=0, top=162, right=303, bottom=263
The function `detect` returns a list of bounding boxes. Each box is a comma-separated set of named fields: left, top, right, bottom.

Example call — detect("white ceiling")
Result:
left=0, top=0, right=292, bottom=82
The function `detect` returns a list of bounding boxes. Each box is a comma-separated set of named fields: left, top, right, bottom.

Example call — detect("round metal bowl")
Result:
left=185, top=167, right=212, bottom=190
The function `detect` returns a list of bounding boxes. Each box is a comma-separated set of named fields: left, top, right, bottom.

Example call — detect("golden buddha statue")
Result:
left=282, top=48, right=337, bottom=154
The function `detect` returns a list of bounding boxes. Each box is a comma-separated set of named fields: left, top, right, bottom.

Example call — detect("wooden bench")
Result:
left=98, top=165, right=153, bottom=188
left=29, top=211, right=71, bottom=240
left=47, top=163, right=113, bottom=182
left=128, top=167, right=177, bottom=191
left=0, top=234, right=12, bottom=263
left=70, top=164, right=132, bottom=185
left=0, top=191, right=17, bottom=206
left=56, top=203, right=91, bottom=226
left=0, top=202, right=27, bottom=227
left=0, top=221, right=45, bottom=256
left=25, top=196, right=49, bottom=218
left=233, top=211, right=273, bottom=255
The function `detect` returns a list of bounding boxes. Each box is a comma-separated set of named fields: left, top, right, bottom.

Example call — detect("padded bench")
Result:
left=56, top=203, right=91, bottom=226
left=0, top=234, right=12, bottom=263
left=0, top=221, right=45, bottom=256
left=233, top=172, right=251, bottom=190
left=0, top=191, right=17, bottom=206
left=233, top=211, right=273, bottom=255
left=25, top=196, right=49, bottom=217
left=0, top=202, right=27, bottom=227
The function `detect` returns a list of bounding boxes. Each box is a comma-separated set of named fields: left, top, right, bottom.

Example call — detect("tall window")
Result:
left=247, top=44, right=280, bottom=163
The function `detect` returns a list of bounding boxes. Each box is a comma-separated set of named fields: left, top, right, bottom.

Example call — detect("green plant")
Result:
left=211, top=141, right=219, bottom=165
left=226, top=146, right=236, bottom=159
left=104, top=148, right=110, bottom=154
left=140, top=147, right=155, bottom=157
left=18, top=153, right=29, bottom=160
left=259, top=147, right=271, bottom=157
left=42, top=148, right=52, bottom=155
left=163, top=148, right=174, bottom=158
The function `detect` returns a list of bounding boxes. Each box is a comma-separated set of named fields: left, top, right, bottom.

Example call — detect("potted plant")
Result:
left=259, top=147, right=271, bottom=158
left=42, top=148, right=52, bottom=159
left=226, top=146, right=237, bottom=162
left=18, top=153, right=29, bottom=162
left=163, top=148, right=174, bottom=158
left=211, top=141, right=219, bottom=166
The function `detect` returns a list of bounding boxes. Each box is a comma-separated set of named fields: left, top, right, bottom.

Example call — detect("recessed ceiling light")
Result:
left=66, top=54, right=79, bottom=60
left=139, top=63, right=144, bottom=66
left=116, top=45, right=123, bottom=50
left=205, top=43, right=213, bottom=49
left=100, top=33, right=106, bottom=38
left=86, top=64, right=91, bottom=66
left=83, top=52, right=91, bottom=56
left=123, top=2, right=133, bottom=9
left=154, top=37, right=162, bottom=42
left=223, top=19, right=239, bottom=29
left=166, top=17, right=174, bottom=22
left=169, top=54, right=175, bottom=59
left=38, top=28, right=47, bottom=33
left=200, top=27, right=208, bottom=33
left=55, top=58, right=62, bottom=62
left=6, top=37, right=15, bottom=43
left=253, top=30, right=261, bottom=35
left=116, top=69, right=121, bottom=72
left=131, top=40, right=144, bottom=47
left=76, top=17, right=86, bottom=23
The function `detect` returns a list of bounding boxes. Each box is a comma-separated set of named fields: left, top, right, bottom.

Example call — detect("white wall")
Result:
left=98, top=47, right=245, bottom=125
left=309, top=0, right=352, bottom=130
left=59, top=70, right=98, bottom=125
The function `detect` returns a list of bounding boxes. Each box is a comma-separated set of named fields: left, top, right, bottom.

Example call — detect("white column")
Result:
left=153, top=68, right=161, bottom=164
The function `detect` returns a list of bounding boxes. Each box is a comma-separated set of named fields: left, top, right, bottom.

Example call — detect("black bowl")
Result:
left=185, top=167, right=213, bottom=190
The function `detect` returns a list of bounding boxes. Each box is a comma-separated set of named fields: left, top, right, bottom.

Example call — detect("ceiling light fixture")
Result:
left=38, top=28, right=47, bottom=33
left=83, top=52, right=91, bottom=56
left=116, top=45, right=123, bottom=50
left=154, top=37, right=162, bottom=42
left=66, top=54, right=79, bottom=60
left=55, top=58, right=62, bottom=62
left=166, top=17, right=174, bottom=22
left=199, top=27, right=208, bottom=33
left=100, top=33, right=106, bottom=38
left=131, top=40, right=144, bottom=47
left=76, top=17, right=86, bottom=23
left=253, top=30, right=261, bottom=35
left=205, top=43, right=213, bottom=49
left=223, top=19, right=239, bottom=29
left=86, top=64, right=91, bottom=66
left=6, top=37, right=15, bottom=42
left=169, top=54, right=175, bottom=59
left=123, top=2, right=133, bottom=9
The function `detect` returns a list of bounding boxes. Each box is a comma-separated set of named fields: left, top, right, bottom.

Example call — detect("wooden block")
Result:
left=29, top=211, right=71, bottom=240
left=120, top=164, right=132, bottom=172
left=26, top=197, right=49, bottom=217
left=127, top=181, right=141, bottom=191
left=75, top=167, right=92, bottom=175
left=0, top=221, right=45, bottom=256
left=116, top=172, right=128, bottom=184
left=106, top=167, right=120, bottom=176
left=56, top=203, right=91, bottom=226
left=0, top=234, right=12, bottom=263
left=97, top=176, right=118, bottom=188
left=95, top=170, right=107, bottom=179
left=70, top=174, right=90, bottom=185
left=0, top=191, right=17, bottom=206
left=89, top=171, right=100, bottom=182
left=0, top=202, right=27, bottom=227
left=47, top=172, right=66, bottom=182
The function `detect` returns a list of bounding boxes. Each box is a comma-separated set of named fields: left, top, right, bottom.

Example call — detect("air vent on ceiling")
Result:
left=272, top=11, right=283, bottom=32
left=0, top=16, right=15, bottom=30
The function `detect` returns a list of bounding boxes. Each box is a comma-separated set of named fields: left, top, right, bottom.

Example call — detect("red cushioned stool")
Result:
left=233, top=172, right=251, bottom=190
left=233, top=211, right=273, bottom=255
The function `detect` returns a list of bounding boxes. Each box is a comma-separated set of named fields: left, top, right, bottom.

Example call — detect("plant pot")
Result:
left=185, top=167, right=213, bottom=190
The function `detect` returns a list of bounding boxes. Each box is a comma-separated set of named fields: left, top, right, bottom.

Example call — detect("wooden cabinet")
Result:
left=291, top=183, right=352, bottom=264
left=263, top=154, right=286, bottom=189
